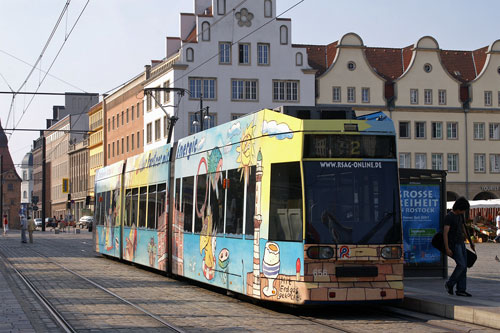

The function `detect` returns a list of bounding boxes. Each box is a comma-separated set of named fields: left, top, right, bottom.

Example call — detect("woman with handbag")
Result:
left=443, top=197, right=475, bottom=297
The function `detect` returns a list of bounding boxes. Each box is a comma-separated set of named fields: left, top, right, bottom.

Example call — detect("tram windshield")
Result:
left=304, top=161, right=401, bottom=245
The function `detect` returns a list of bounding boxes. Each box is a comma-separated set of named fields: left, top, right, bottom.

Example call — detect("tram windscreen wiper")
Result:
left=358, top=211, right=394, bottom=244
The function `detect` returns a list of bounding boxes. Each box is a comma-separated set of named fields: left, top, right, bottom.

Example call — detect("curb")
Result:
left=401, top=296, right=500, bottom=330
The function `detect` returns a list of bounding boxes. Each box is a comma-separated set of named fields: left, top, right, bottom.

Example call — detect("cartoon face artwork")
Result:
left=236, top=122, right=256, bottom=183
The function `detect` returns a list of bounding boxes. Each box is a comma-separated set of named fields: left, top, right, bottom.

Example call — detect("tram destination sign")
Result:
left=304, top=134, right=396, bottom=159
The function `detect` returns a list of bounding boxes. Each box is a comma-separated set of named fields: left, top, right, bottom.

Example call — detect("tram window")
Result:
left=131, top=188, right=138, bottom=227
left=111, top=189, right=118, bottom=227
left=100, top=193, right=105, bottom=226
left=209, top=172, right=225, bottom=235
left=125, top=189, right=132, bottom=226
left=182, top=177, right=194, bottom=232
left=269, top=162, right=303, bottom=242
left=95, top=193, right=102, bottom=225
left=104, top=191, right=111, bottom=226
left=245, top=166, right=256, bottom=238
left=226, top=169, right=244, bottom=236
left=147, top=185, right=157, bottom=229
left=157, top=183, right=167, bottom=229
left=195, top=173, right=208, bottom=233
left=175, top=178, right=181, bottom=212
left=138, top=186, right=147, bottom=228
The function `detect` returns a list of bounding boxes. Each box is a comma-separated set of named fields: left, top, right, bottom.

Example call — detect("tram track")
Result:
left=0, top=247, right=185, bottom=333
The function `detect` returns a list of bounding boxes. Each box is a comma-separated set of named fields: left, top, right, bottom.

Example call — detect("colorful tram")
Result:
left=94, top=107, right=403, bottom=305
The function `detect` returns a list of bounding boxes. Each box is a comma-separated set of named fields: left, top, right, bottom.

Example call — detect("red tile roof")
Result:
left=440, top=50, right=476, bottom=82
left=300, top=44, right=327, bottom=76
left=473, top=46, right=488, bottom=76
left=184, top=25, right=198, bottom=43
left=364, top=47, right=404, bottom=82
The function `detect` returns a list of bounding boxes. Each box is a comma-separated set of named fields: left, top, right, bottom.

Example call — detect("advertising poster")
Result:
left=401, top=184, right=441, bottom=264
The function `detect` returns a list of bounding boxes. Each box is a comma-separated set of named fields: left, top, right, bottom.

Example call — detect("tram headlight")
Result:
left=381, top=246, right=402, bottom=259
left=307, top=246, right=334, bottom=259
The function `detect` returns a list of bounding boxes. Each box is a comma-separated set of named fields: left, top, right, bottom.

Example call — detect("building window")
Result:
left=431, top=122, right=442, bottom=139
left=217, top=0, right=226, bottom=15
left=424, top=63, right=432, bottom=73
left=431, top=153, right=443, bottom=170
left=332, top=87, right=341, bottom=102
left=137, top=103, right=140, bottom=118
left=474, top=154, right=486, bottom=173
left=447, top=122, right=458, bottom=139
left=117, top=113, right=120, bottom=128
left=257, top=43, right=270, bottom=65
left=232, top=79, right=257, bottom=101
left=295, top=52, right=303, bottom=66
left=108, top=119, right=110, bottom=132
left=415, top=153, right=427, bottom=169
left=147, top=92, right=152, bottom=111
left=474, top=123, right=485, bottom=140
left=399, top=121, right=410, bottom=138
left=164, top=116, right=168, bottom=138
left=485, top=91, right=492, bottom=106
left=121, top=138, right=124, bottom=154
left=264, top=0, right=272, bottom=17
left=186, top=48, right=194, bottom=62
left=489, top=123, right=500, bottom=140
left=347, top=87, right=355, bottom=103
left=415, top=121, right=426, bottom=139
left=231, top=113, right=245, bottom=120
left=273, top=80, right=298, bottom=102
left=108, top=144, right=110, bottom=159
left=361, top=87, right=370, bottom=103
left=112, top=142, right=115, bottom=157
left=131, top=106, right=134, bottom=120
left=498, top=91, right=500, bottom=106
left=126, top=109, right=129, bottom=123
left=202, top=22, right=210, bottom=41
left=280, top=25, right=288, bottom=45
left=239, top=43, right=250, bottom=64
left=137, top=131, right=140, bottom=148
left=189, top=78, right=216, bottom=100
left=117, top=140, right=120, bottom=155
left=219, top=42, right=231, bottom=64
left=189, top=113, right=217, bottom=135
left=438, top=89, right=447, bottom=105
left=155, top=119, right=161, bottom=141
left=131, top=133, right=135, bottom=151
left=147, top=123, right=152, bottom=144
left=424, top=89, right=432, bottom=105
left=347, top=61, right=356, bottom=71
left=23, top=191, right=27, bottom=199
left=490, top=154, right=500, bottom=173
left=163, top=81, right=170, bottom=103
left=399, top=153, right=411, bottom=168
left=126, top=136, right=129, bottom=152
left=447, top=153, right=459, bottom=172
left=112, top=116, right=115, bottom=130
left=410, top=89, right=418, bottom=104
left=121, top=111, right=124, bottom=125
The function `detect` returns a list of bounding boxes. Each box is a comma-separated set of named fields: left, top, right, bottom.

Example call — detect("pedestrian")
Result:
left=443, top=197, right=475, bottom=297
left=28, top=217, right=35, bottom=243
left=2, top=215, right=8, bottom=236
left=494, top=211, right=500, bottom=243
left=20, top=214, right=28, bottom=243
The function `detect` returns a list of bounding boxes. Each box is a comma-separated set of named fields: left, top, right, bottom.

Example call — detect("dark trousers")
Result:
left=447, top=243, right=467, bottom=292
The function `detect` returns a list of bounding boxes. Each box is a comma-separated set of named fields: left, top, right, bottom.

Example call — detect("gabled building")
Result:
left=143, top=0, right=316, bottom=149
left=311, top=32, right=500, bottom=201
left=0, top=121, right=21, bottom=228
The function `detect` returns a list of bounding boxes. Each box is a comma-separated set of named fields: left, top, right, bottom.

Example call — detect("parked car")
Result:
left=45, top=217, right=57, bottom=228
left=78, top=216, right=94, bottom=229
left=34, top=218, right=42, bottom=229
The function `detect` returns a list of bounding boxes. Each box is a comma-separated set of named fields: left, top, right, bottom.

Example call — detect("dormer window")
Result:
left=202, top=22, right=210, bottom=41
left=424, top=63, right=432, bottom=73
left=217, top=0, right=226, bottom=15
left=186, top=48, right=194, bottom=62
left=264, top=0, right=272, bottom=17
left=295, top=52, right=303, bottom=66
left=280, top=25, right=288, bottom=45
left=347, top=61, right=356, bottom=71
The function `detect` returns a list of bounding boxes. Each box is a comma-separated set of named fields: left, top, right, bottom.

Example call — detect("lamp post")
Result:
left=191, top=92, right=210, bottom=133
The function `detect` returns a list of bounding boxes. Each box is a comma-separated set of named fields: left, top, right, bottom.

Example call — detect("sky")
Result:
left=1, top=0, right=499, bottom=170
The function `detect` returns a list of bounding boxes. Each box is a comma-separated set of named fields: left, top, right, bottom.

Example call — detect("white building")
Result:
left=20, top=151, right=33, bottom=213
left=143, top=0, right=316, bottom=149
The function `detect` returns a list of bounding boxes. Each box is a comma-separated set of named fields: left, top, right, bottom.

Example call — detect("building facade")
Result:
left=312, top=32, right=500, bottom=201
left=0, top=121, right=21, bottom=228
left=88, top=101, right=103, bottom=201
left=104, top=73, right=145, bottom=166
left=20, top=151, right=33, bottom=216
left=31, top=137, right=45, bottom=218
left=69, top=139, right=89, bottom=221
left=143, top=0, right=316, bottom=149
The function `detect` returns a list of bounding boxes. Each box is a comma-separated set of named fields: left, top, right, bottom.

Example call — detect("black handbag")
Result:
left=466, top=249, right=477, bottom=268
left=431, top=231, right=445, bottom=252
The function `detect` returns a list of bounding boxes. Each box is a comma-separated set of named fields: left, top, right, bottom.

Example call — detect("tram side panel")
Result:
left=121, top=146, right=171, bottom=271
left=173, top=110, right=308, bottom=303
left=94, top=161, right=125, bottom=259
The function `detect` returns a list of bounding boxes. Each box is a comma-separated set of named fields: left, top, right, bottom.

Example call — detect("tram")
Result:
left=94, top=107, right=403, bottom=305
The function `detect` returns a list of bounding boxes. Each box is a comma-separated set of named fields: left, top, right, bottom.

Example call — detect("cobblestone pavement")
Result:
left=0, top=230, right=497, bottom=332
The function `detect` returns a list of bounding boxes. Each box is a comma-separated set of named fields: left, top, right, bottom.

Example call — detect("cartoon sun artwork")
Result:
left=236, top=122, right=256, bottom=184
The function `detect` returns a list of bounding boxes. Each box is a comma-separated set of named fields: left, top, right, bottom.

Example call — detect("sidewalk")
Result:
left=401, top=242, right=500, bottom=330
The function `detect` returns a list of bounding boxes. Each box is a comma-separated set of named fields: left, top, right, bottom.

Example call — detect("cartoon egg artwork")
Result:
left=218, top=248, right=230, bottom=269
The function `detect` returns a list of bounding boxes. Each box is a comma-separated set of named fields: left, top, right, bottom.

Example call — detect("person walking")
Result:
left=443, top=197, right=475, bottom=297
left=20, top=214, right=28, bottom=243
left=2, top=215, right=8, bottom=236
left=28, top=217, right=35, bottom=243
